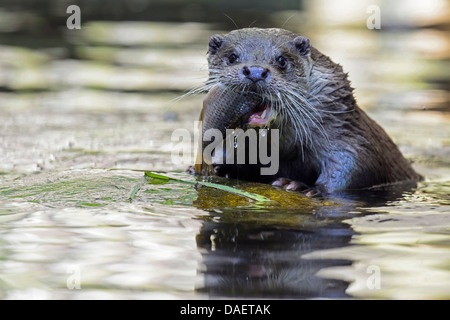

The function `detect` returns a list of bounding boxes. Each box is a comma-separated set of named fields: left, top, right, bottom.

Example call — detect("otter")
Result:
left=193, top=28, right=422, bottom=196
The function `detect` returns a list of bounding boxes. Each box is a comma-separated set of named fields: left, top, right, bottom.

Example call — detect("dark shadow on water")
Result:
left=196, top=216, right=353, bottom=298
left=193, top=182, right=418, bottom=298
left=329, top=180, right=421, bottom=207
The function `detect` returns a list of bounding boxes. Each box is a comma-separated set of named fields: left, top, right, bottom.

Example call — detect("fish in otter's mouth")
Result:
left=196, top=84, right=279, bottom=175
left=200, top=84, right=277, bottom=139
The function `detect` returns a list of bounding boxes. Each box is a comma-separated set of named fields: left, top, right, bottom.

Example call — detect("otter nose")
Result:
left=242, top=66, right=270, bottom=82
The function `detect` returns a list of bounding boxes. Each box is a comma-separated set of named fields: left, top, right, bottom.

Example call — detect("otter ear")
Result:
left=293, top=36, right=310, bottom=56
left=208, top=34, right=224, bottom=54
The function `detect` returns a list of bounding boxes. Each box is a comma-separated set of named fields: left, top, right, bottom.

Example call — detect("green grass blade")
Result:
left=129, top=176, right=147, bottom=201
left=195, top=180, right=271, bottom=202
left=144, top=171, right=272, bottom=203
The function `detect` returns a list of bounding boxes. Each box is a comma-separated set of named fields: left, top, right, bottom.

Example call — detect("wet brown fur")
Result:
left=198, top=28, right=422, bottom=195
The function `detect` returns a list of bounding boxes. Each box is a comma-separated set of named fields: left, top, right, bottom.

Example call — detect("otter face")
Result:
left=207, top=28, right=311, bottom=95
left=205, top=28, right=313, bottom=130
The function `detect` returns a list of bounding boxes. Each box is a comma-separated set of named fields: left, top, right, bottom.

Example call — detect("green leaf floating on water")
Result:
left=144, top=171, right=272, bottom=203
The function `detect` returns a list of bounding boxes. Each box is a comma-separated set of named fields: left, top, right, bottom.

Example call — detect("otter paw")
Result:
left=271, top=178, right=309, bottom=191
left=186, top=165, right=196, bottom=175
left=212, top=165, right=232, bottom=179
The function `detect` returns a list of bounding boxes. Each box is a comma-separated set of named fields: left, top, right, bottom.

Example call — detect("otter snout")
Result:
left=241, top=66, right=271, bottom=83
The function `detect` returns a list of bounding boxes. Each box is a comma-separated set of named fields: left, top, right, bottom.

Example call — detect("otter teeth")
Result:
left=261, top=109, right=267, bottom=119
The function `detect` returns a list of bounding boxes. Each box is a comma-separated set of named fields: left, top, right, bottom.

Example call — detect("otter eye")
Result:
left=276, top=56, right=288, bottom=69
left=228, top=54, right=238, bottom=65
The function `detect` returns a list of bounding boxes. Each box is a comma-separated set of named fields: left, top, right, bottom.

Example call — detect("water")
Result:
left=0, top=9, right=449, bottom=299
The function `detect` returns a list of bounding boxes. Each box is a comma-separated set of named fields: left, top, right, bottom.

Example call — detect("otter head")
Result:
left=206, top=28, right=313, bottom=129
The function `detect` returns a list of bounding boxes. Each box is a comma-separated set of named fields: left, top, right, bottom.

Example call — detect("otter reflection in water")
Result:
left=196, top=212, right=353, bottom=298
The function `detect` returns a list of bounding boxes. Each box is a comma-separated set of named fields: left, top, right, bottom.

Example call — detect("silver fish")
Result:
left=195, top=84, right=262, bottom=174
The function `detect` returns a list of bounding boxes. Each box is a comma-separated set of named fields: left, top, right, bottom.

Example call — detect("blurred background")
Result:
left=0, top=0, right=449, bottom=300
left=0, top=0, right=449, bottom=174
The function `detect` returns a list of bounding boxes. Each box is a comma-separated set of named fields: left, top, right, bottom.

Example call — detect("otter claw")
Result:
left=305, top=188, right=321, bottom=197
left=286, top=181, right=310, bottom=191
left=272, top=178, right=322, bottom=196
left=271, top=177, right=292, bottom=187
left=272, top=178, right=310, bottom=191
